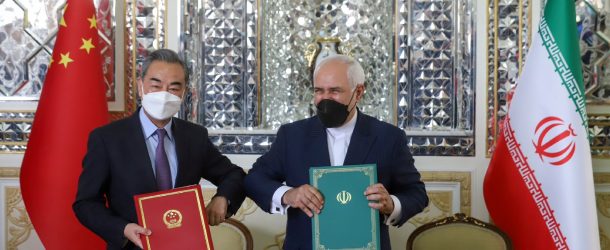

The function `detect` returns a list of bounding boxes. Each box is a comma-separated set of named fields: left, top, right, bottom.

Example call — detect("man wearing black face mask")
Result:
left=245, top=54, right=428, bottom=249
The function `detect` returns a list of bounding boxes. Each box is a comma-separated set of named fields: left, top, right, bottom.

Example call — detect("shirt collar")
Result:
left=139, top=108, right=174, bottom=141
left=326, top=111, right=357, bottom=138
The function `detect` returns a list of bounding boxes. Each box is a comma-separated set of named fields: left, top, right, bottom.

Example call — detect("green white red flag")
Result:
left=484, top=1, right=600, bottom=249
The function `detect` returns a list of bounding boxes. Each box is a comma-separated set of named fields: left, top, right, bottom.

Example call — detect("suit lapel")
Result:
left=344, top=111, right=376, bottom=165
left=128, top=112, right=158, bottom=191
left=172, top=119, right=189, bottom=187
left=307, top=117, right=331, bottom=167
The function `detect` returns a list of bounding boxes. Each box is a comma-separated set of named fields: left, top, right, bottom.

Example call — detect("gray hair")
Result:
left=141, top=49, right=189, bottom=83
left=313, top=54, right=365, bottom=90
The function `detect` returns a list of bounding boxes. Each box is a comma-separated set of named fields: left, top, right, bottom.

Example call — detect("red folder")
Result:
left=134, top=185, right=214, bottom=250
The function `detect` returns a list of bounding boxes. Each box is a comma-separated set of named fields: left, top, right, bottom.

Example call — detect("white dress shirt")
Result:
left=270, top=112, right=403, bottom=225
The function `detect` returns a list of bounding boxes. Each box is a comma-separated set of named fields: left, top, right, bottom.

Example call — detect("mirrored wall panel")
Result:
left=260, top=0, right=395, bottom=128
left=182, top=0, right=476, bottom=156
left=0, top=0, right=123, bottom=152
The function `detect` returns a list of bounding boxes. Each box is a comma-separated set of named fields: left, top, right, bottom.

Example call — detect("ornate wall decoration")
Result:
left=486, top=0, right=531, bottom=156
left=398, top=0, right=476, bottom=156
left=209, top=133, right=274, bottom=155
left=576, top=1, right=610, bottom=159
left=409, top=191, right=453, bottom=227
left=597, top=192, right=610, bottom=218
left=0, top=112, right=33, bottom=153
left=407, top=171, right=471, bottom=227
left=0, top=168, right=20, bottom=178
left=0, top=0, right=61, bottom=153
left=0, top=0, right=478, bottom=156
left=601, top=227, right=610, bottom=250
left=181, top=0, right=258, bottom=128
left=590, top=114, right=610, bottom=158
left=5, top=187, right=32, bottom=250
left=0, top=0, right=140, bottom=152
left=594, top=172, right=610, bottom=249
left=261, top=0, right=394, bottom=128
left=399, top=0, right=475, bottom=132
left=180, top=0, right=476, bottom=156
left=428, top=192, right=452, bottom=215
left=577, top=1, right=610, bottom=104
left=421, top=171, right=471, bottom=214
left=122, top=0, right=166, bottom=119
left=0, top=1, right=58, bottom=100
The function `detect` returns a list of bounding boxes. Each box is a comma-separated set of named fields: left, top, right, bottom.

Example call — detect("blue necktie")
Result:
left=155, top=128, right=172, bottom=190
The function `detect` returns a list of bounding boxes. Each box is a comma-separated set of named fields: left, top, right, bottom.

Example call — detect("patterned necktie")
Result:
left=155, top=128, right=172, bottom=190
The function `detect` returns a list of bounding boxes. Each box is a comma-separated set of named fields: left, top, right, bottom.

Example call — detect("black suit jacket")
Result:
left=73, top=110, right=245, bottom=249
left=244, top=111, right=428, bottom=250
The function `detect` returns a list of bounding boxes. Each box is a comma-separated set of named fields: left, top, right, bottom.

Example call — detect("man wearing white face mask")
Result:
left=73, top=49, right=246, bottom=250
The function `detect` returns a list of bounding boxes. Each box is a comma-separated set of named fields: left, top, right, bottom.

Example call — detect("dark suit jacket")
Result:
left=244, top=111, right=428, bottom=250
left=73, top=110, right=245, bottom=249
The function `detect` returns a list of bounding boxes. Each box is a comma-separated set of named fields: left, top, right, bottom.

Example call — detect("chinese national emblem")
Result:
left=163, top=209, right=183, bottom=229
left=532, top=116, right=576, bottom=166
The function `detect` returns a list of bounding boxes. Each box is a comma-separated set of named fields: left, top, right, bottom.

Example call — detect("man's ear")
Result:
left=137, top=78, right=143, bottom=99
left=180, top=85, right=188, bottom=100
left=356, top=84, right=365, bottom=100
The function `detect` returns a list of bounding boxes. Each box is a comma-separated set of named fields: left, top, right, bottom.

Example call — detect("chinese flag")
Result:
left=19, top=0, right=107, bottom=249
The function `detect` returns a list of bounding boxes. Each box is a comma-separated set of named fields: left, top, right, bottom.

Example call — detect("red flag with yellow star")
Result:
left=19, top=0, right=107, bottom=248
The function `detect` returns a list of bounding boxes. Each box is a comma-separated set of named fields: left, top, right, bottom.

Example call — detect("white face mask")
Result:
left=141, top=90, right=183, bottom=120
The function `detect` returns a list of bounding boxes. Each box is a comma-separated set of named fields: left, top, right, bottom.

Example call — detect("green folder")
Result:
left=310, top=164, right=380, bottom=250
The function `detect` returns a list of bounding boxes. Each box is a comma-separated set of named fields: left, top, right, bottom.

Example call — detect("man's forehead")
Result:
left=144, top=62, right=185, bottom=78
left=313, top=82, right=345, bottom=88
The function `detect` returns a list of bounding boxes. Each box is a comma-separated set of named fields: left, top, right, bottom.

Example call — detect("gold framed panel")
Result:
left=409, top=171, right=471, bottom=227
left=594, top=172, right=610, bottom=249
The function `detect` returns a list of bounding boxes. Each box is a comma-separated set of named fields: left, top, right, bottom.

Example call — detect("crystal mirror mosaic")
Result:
left=181, top=0, right=476, bottom=156
left=3, top=0, right=609, bottom=157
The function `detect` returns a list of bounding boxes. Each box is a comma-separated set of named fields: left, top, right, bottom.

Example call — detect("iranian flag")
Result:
left=483, top=1, right=600, bottom=250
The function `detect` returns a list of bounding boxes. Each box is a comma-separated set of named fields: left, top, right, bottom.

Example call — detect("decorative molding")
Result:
left=428, top=192, right=452, bottom=215
left=601, top=227, right=610, bottom=249
left=0, top=168, right=19, bottom=178
left=421, top=171, right=471, bottom=214
left=0, top=112, right=33, bottom=154
left=406, top=171, right=471, bottom=228
left=595, top=172, right=610, bottom=248
left=596, top=192, right=610, bottom=220
left=409, top=191, right=454, bottom=227
left=594, top=173, right=610, bottom=184
left=486, top=0, right=532, bottom=157
left=589, top=114, right=610, bottom=158
left=5, top=187, right=33, bottom=250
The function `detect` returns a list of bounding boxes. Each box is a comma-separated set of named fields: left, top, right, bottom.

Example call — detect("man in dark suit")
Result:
left=244, top=54, right=428, bottom=249
left=73, top=49, right=245, bottom=249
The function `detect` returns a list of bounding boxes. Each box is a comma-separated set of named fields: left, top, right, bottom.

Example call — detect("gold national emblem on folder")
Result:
left=134, top=185, right=214, bottom=250
left=310, top=164, right=380, bottom=250
left=336, top=190, right=352, bottom=205
left=163, top=209, right=183, bottom=229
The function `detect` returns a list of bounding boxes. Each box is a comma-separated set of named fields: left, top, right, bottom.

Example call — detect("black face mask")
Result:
left=316, top=91, right=357, bottom=128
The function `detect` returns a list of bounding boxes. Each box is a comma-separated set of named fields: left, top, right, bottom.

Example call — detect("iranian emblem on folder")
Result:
left=310, top=164, right=380, bottom=249
left=134, top=185, right=214, bottom=250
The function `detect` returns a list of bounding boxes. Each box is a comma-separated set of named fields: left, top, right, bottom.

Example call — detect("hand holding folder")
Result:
left=310, top=164, right=380, bottom=249
left=133, top=185, right=215, bottom=250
